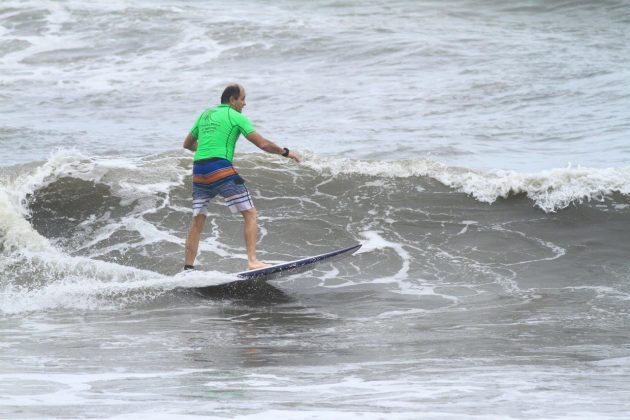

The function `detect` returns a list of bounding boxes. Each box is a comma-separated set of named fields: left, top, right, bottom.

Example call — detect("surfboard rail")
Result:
left=236, top=243, right=362, bottom=280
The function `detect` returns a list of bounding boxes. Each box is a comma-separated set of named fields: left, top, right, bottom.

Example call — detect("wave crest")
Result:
left=302, top=152, right=630, bottom=212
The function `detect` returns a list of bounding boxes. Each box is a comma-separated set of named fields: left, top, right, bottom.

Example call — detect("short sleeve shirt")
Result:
left=191, top=104, right=255, bottom=162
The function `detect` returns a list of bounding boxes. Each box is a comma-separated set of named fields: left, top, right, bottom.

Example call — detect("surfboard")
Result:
left=235, top=243, right=362, bottom=281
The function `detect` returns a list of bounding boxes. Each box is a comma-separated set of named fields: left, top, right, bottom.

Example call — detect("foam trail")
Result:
left=0, top=247, right=236, bottom=314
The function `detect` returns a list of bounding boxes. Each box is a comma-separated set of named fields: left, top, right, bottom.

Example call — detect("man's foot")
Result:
left=183, top=264, right=195, bottom=271
left=247, top=260, right=271, bottom=270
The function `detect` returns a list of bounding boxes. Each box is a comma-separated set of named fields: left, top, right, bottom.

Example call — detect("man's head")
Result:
left=221, top=84, right=246, bottom=112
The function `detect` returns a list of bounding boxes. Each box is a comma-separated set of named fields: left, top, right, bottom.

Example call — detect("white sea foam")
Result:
left=353, top=230, right=447, bottom=297
left=0, top=149, right=115, bottom=252
left=358, top=230, right=410, bottom=283
left=0, top=152, right=73, bottom=252
left=0, top=247, right=235, bottom=314
left=0, top=149, right=243, bottom=314
left=12, top=149, right=629, bottom=217
left=0, top=154, right=211, bottom=313
left=303, top=152, right=630, bottom=213
left=0, top=368, right=212, bottom=408
left=1, top=148, right=186, bottom=211
left=0, top=249, right=159, bottom=313
left=0, top=186, right=53, bottom=252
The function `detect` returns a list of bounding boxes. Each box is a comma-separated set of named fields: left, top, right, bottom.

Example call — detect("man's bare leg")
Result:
left=241, top=208, right=270, bottom=270
left=184, top=214, right=207, bottom=268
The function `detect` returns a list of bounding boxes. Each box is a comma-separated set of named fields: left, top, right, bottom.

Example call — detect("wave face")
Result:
left=2, top=153, right=630, bottom=418
left=3, top=152, right=630, bottom=418
left=2, top=150, right=629, bottom=314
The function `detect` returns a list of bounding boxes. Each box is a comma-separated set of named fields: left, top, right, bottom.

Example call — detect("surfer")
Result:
left=182, top=84, right=301, bottom=271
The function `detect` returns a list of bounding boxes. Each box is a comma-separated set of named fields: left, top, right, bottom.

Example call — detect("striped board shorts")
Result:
left=191, top=158, right=254, bottom=216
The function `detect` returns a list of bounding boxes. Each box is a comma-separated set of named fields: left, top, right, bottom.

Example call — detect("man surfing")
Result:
left=182, top=84, right=301, bottom=271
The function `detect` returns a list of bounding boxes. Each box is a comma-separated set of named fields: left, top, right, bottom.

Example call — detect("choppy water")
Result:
left=1, top=1, right=630, bottom=419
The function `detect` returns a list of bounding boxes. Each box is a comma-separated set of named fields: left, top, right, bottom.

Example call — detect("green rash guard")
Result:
left=190, top=104, right=255, bottom=162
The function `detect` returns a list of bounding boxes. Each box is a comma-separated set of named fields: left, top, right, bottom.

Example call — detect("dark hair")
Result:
left=221, top=84, right=241, bottom=104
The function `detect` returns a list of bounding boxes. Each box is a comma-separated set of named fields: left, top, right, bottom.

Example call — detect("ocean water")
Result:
left=1, top=0, right=630, bottom=419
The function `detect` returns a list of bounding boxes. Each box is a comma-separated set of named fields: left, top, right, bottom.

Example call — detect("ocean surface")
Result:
left=1, top=0, right=630, bottom=418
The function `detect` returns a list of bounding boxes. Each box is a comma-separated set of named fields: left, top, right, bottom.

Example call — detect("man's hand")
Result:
left=287, top=150, right=301, bottom=163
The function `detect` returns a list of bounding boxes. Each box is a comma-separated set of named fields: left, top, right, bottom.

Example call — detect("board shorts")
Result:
left=191, top=158, right=254, bottom=216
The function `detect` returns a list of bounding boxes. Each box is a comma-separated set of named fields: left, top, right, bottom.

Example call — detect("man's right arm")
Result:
left=245, top=131, right=301, bottom=162
left=183, top=132, right=197, bottom=152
